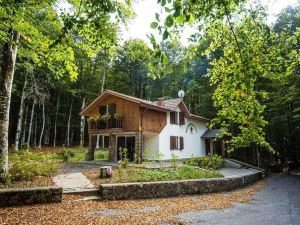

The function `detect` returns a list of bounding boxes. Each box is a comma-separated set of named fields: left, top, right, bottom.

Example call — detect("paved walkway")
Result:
left=53, top=172, right=95, bottom=192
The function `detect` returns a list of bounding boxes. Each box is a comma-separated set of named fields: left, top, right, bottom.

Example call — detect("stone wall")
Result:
left=0, top=186, right=62, bottom=207
left=99, top=172, right=261, bottom=200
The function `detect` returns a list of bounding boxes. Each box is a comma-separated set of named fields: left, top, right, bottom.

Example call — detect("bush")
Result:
left=95, top=150, right=109, bottom=160
left=185, top=155, right=224, bottom=170
left=10, top=151, right=61, bottom=181
left=57, top=148, right=75, bottom=162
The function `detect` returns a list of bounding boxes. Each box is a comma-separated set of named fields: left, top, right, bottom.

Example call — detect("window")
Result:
left=170, top=111, right=178, bottom=124
left=179, top=112, right=185, bottom=125
left=170, top=136, right=184, bottom=150
left=99, top=103, right=116, bottom=115
left=99, top=105, right=106, bottom=115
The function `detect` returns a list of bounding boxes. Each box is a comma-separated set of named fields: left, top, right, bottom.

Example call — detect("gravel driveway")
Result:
left=176, top=174, right=300, bottom=225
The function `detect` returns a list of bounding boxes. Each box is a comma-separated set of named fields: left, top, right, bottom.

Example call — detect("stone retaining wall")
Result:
left=99, top=172, right=261, bottom=200
left=0, top=186, right=62, bottom=207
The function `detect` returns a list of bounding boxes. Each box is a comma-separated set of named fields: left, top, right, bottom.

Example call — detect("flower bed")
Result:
left=84, top=166, right=223, bottom=186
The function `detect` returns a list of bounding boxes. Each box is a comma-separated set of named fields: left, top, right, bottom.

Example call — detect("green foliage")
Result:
left=57, top=148, right=76, bottom=162
left=128, top=166, right=222, bottom=182
left=95, top=150, right=109, bottom=160
left=10, top=151, right=60, bottom=181
left=119, top=147, right=128, bottom=168
left=185, top=155, right=224, bottom=170
left=170, top=153, right=179, bottom=168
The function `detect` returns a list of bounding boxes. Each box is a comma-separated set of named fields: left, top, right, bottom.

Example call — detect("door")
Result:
left=117, top=136, right=135, bottom=161
left=205, top=139, right=210, bottom=155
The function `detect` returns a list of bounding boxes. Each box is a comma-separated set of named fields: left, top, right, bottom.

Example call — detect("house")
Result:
left=80, top=90, right=222, bottom=161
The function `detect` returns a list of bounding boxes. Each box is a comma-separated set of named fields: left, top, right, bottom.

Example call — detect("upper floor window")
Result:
left=99, top=103, right=116, bottom=116
left=170, top=111, right=178, bottom=124
left=170, top=111, right=185, bottom=125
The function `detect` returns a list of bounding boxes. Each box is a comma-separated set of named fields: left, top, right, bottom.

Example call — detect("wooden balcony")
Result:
left=89, top=116, right=123, bottom=134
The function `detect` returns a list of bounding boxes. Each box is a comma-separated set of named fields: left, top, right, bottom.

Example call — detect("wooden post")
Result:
left=86, top=134, right=94, bottom=161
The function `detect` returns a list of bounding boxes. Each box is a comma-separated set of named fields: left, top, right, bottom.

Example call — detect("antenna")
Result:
left=178, top=90, right=185, bottom=99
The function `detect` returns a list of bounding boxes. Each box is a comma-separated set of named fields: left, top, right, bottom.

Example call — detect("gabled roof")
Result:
left=80, top=90, right=210, bottom=122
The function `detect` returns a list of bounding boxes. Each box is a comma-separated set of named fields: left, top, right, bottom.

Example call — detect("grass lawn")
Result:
left=84, top=166, right=223, bottom=186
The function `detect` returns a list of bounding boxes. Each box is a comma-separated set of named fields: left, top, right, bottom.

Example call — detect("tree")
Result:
left=0, top=0, right=133, bottom=181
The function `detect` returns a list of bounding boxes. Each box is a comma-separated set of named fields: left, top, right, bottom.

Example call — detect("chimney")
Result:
left=157, top=98, right=165, bottom=107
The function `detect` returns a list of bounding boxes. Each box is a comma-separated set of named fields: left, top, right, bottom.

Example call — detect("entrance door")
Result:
left=117, top=136, right=135, bottom=161
left=205, top=139, right=210, bottom=155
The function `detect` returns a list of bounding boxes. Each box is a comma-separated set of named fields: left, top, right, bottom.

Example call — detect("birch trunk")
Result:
left=0, top=30, right=19, bottom=180
left=21, top=103, right=29, bottom=146
left=53, top=94, right=60, bottom=147
left=66, top=97, right=73, bottom=147
left=38, top=102, right=45, bottom=149
left=14, top=77, right=27, bottom=151
left=26, top=98, right=36, bottom=149
left=43, top=116, right=50, bottom=145
left=80, top=98, right=85, bottom=147
left=33, top=112, right=37, bottom=147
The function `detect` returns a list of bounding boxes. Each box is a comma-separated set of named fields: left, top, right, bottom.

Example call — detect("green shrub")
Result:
left=94, top=150, right=109, bottom=160
left=171, top=153, right=179, bottom=168
left=57, top=148, right=75, bottom=162
left=10, top=151, right=61, bottom=181
left=185, top=155, right=224, bottom=170
left=119, top=147, right=128, bottom=168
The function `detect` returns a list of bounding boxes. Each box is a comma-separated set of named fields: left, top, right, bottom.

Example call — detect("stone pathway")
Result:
left=53, top=172, right=94, bottom=192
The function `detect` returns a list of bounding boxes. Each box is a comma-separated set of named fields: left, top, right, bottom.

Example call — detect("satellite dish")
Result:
left=178, top=90, right=185, bottom=99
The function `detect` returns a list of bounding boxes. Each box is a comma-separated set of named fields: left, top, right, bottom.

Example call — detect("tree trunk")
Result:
left=43, top=116, right=50, bottom=145
left=101, top=68, right=107, bottom=93
left=21, top=103, right=29, bottom=146
left=0, top=30, right=19, bottom=180
left=66, top=97, right=73, bottom=147
left=14, top=76, right=27, bottom=151
left=80, top=97, right=86, bottom=147
left=53, top=93, right=60, bottom=147
left=33, top=112, right=37, bottom=147
left=38, top=102, right=45, bottom=149
left=26, top=98, right=36, bottom=149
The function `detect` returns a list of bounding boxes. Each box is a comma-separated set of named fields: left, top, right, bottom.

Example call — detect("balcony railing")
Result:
left=89, top=116, right=123, bottom=130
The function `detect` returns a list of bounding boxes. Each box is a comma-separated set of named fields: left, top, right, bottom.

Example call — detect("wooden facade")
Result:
left=84, top=93, right=167, bottom=162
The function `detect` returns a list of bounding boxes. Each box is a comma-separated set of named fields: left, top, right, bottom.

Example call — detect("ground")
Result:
left=1, top=174, right=299, bottom=225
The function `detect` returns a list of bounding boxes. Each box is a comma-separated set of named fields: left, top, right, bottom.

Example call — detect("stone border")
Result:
left=0, top=186, right=62, bottom=207
left=99, top=171, right=261, bottom=200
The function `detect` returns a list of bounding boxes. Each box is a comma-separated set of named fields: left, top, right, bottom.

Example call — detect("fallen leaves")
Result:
left=0, top=179, right=267, bottom=225
left=0, top=176, right=54, bottom=189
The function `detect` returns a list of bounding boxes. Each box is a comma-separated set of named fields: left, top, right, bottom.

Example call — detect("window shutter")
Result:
left=180, top=136, right=184, bottom=150
left=170, top=136, right=175, bottom=150
left=174, top=112, right=178, bottom=124
left=99, top=106, right=106, bottom=115
left=179, top=112, right=185, bottom=125
left=170, top=112, right=175, bottom=124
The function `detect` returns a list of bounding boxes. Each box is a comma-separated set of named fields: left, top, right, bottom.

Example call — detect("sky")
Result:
left=120, top=0, right=299, bottom=46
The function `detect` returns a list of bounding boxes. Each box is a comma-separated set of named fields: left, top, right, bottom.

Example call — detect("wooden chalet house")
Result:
left=80, top=90, right=222, bottom=162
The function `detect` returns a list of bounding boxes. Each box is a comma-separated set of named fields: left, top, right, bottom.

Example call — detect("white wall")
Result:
left=158, top=107, right=207, bottom=160
left=143, top=132, right=159, bottom=159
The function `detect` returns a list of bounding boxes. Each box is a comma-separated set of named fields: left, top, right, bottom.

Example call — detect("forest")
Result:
left=0, top=0, right=299, bottom=180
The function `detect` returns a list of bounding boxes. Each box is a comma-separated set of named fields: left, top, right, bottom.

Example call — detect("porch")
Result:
left=86, top=131, right=143, bottom=163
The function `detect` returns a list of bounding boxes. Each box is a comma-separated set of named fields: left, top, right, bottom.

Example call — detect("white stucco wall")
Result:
left=143, top=133, right=159, bottom=159
left=157, top=107, right=207, bottom=160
